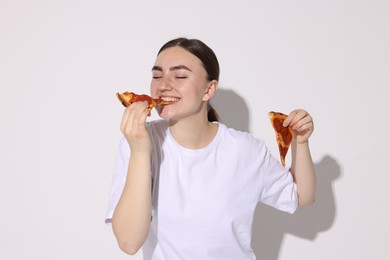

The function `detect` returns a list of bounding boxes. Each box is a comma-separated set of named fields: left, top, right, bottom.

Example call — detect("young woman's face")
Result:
left=150, top=46, right=214, bottom=121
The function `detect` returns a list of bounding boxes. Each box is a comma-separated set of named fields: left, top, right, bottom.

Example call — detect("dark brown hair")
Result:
left=158, top=38, right=220, bottom=122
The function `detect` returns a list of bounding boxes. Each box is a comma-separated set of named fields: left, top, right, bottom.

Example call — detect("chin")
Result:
left=157, top=107, right=175, bottom=119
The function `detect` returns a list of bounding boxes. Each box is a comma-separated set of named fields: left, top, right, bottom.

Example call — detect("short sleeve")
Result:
left=105, top=137, right=130, bottom=224
left=258, top=146, right=298, bottom=214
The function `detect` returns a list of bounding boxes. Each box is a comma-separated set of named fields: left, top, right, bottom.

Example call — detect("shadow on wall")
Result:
left=252, top=156, right=341, bottom=260
left=212, top=88, right=341, bottom=260
left=211, top=88, right=250, bottom=132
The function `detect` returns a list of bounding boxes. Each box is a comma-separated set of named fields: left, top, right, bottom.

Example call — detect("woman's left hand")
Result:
left=283, top=109, right=314, bottom=144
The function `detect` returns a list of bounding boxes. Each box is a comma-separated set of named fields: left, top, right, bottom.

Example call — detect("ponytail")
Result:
left=207, top=103, right=220, bottom=122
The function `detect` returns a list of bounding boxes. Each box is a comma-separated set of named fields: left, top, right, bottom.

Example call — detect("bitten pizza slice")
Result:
left=268, top=111, right=295, bottom=167
left=116, top=91, right=173, bottom=109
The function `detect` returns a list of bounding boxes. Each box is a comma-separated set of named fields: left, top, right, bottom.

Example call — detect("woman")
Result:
left=105, top=38, right=316, bottom=259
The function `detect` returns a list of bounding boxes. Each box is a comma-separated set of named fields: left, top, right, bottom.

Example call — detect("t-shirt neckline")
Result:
left=166, top=121, right=224, bottom=156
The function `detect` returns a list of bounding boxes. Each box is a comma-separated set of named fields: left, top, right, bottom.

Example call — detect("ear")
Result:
left=202, top=80, right=218, bottom=101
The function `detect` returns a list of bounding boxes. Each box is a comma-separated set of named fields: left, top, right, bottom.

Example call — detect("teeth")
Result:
left=161, top=97, right=180, bottom=102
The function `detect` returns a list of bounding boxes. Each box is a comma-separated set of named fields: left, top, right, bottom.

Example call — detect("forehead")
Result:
left=154, top=46, right=203, bottom=68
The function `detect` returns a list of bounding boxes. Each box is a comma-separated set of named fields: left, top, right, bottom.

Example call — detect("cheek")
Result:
left=150, top=82, right=157, bottom=96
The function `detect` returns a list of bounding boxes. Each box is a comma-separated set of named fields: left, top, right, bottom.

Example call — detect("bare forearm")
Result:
left=291, top=141, right=316, bottom=206
left=112, top=153, right=152, bottom=255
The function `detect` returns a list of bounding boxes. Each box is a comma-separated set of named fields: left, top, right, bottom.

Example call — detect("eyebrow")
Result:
left=151, top=65, right=192, bottom=72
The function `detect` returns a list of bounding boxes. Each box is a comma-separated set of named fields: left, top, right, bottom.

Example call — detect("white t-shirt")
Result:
left=106, top=120, right=297, bottom=260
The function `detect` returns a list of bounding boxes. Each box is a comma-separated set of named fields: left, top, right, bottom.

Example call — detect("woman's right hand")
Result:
left=120, top=101, right=153, bottom=155
left=114, top=101, right=153, bottom=254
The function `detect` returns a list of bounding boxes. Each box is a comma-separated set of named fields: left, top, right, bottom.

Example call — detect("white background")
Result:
left=1, top=0, right=389, bottom=259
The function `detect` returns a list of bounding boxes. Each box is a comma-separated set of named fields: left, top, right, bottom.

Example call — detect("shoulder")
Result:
left=146, top=119, right=168, bottom=129
left=218, top=123, right=266, bottom=151
left=145, top=119, right=169, bottom=145
left=146, top=119, right=168, bottom=135
left=220, top=123, right=265, bottom=144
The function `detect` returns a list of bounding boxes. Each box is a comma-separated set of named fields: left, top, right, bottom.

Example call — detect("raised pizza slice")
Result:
left=116, top=91, right=173, bottom=109
left=268, top=111, right=295, bottom=167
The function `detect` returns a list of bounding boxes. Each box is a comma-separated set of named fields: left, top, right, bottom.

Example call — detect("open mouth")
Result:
left=160, top=96, right=180, bottom=103
left=160, top=97, right=180, bottom=105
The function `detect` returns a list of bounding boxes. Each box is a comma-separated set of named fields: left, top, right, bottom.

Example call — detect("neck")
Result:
left=169, top=114, right=218, bottom=149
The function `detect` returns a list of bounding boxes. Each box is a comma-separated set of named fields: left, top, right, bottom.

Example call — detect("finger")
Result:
left=133, top=102, right=149, bottom=130
left=295, top=120, right=314, bottom=133
left=286, top=110, right=310, bottom=128
left=138, top=106, right=151, bottom=127
left=121, top=102, right=144, bottom=135
left=294, top=123, right=314, bottom=143
left=283, top=110, right=299, bottom=127
left=120, top=104, right=133, bottom=133
left=292, top=114, right=313, bottom=131
left=120, top=102, right=138, bottom=133
left=127, top=102, right=147, bottom=134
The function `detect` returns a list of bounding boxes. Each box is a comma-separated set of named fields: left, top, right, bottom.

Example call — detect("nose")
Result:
left=157, top=77, right=172, bottom=92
